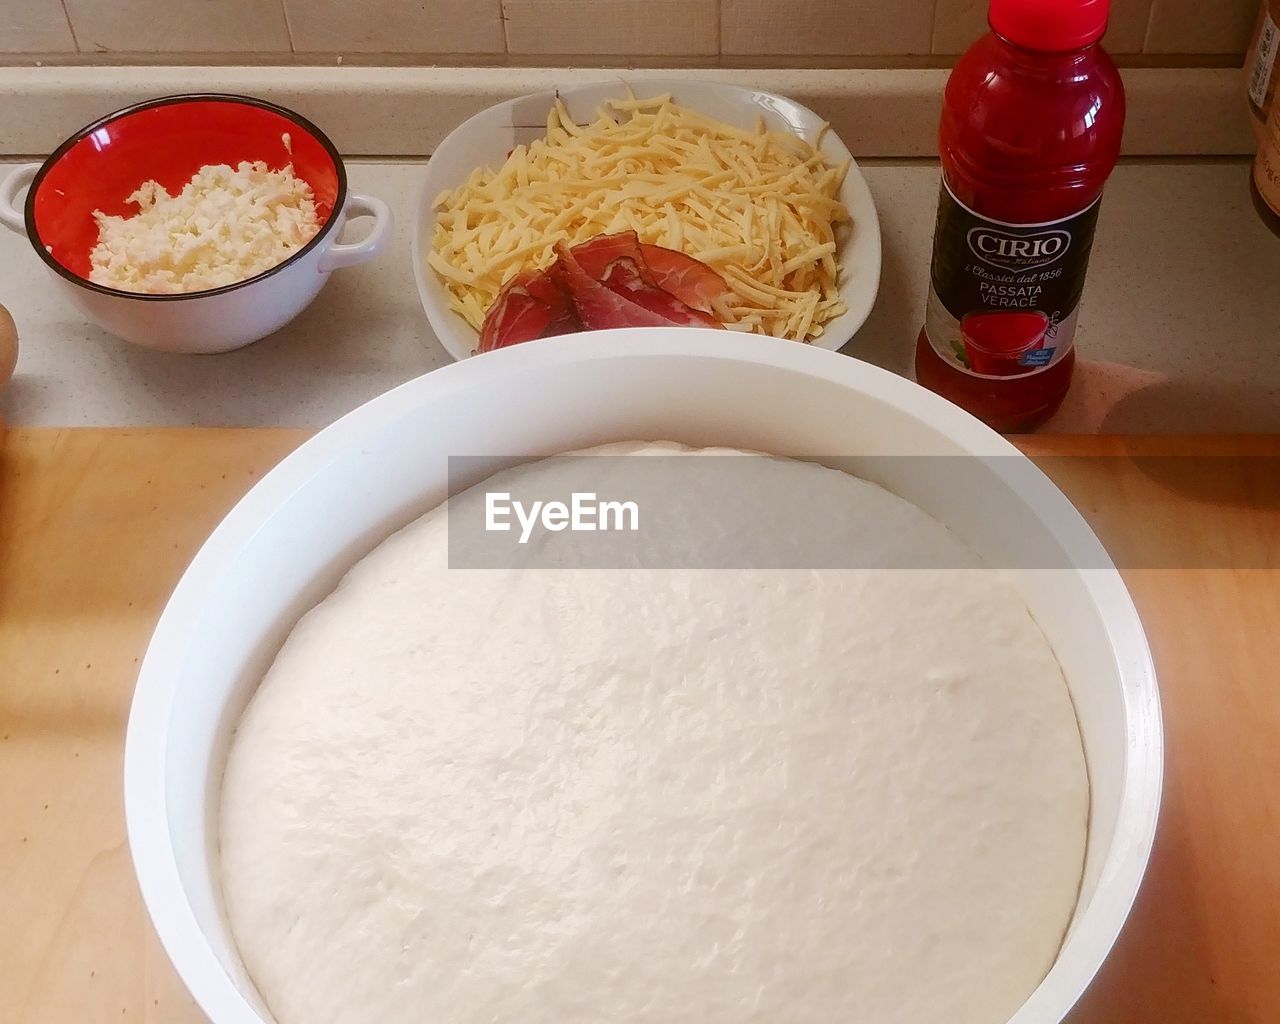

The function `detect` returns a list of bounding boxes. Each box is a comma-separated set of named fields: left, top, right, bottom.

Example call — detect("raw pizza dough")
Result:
left=220, top=443, right=1088, bottom=1024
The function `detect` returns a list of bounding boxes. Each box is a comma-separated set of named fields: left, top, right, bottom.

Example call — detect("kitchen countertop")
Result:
left=3, top=156, right=1279, bottom=433
left=6, top=428, right=1280, bottom=1021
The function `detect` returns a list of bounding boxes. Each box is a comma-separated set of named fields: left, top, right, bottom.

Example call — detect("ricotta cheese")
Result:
left=89, top=161, right=320, bottom=293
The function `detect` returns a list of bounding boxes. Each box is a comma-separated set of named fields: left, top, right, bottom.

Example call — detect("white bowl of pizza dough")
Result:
left=125, top=328, right=1161, bottom=1024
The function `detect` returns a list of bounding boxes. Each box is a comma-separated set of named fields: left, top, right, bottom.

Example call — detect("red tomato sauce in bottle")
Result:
left=915, top=0, right=1125, bottom=432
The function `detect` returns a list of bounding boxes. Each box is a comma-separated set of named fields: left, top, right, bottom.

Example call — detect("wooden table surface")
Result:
left=2, top=428, right=1278, bottom=1023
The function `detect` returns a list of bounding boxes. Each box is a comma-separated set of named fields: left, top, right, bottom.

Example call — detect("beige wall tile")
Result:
left=722, top=0, right=933, bottom=56
left=929, top=0, right=987, bottom=52
left=1104, top=0, right=1157, bottom=52
left=931, top=0, right=988, bottom=53
left=1145, top=0, right=1256, bottom=53
left=1, top=0, right=75, bottom=52
left=502, top=0, right=716, bottom=56
left=64, top=0, right=289, bottom=53
left=932, top=0, right=1154, bottom=54
left=286, top=0, right=502, bottom=54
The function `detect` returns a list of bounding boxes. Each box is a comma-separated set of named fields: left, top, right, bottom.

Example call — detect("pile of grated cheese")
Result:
left=429, top=94, right=851, bottom=342
left=89, top=161, right=321, bottom=294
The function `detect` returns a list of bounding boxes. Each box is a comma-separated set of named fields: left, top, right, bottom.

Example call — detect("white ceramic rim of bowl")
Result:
left=125, top=330, right=1160, bottom=1024
left=411, top=79, right=883, bottom=361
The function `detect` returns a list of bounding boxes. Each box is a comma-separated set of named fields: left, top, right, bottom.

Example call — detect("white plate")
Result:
left=412, top=79, right=883, bottom=361
left=125, top=329, right=1159, bottom=1024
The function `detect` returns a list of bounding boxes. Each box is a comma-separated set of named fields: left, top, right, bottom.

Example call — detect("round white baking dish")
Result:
left=125, top=328, right=1160, bottom=1024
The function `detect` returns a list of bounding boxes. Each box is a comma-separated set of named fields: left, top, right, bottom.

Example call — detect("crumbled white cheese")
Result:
left=89, top=161, right=321, bottom=294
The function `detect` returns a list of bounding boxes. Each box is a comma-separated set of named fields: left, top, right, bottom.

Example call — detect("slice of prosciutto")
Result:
left=476, top=232, right=729, bottom=350
left=564, top=232, right=722, bottom=329
left=567, top=231, right=656, bottom=283
left=523, top=270, right=581, bottom=338
left=638, top=242, right=735, bottom=315
left=478, top=269, right=579, bottom=352
left=548, top=241, right=677, bottom=330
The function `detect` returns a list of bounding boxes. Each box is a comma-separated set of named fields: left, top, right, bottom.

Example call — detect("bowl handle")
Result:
left=318, top=192, right=393, bottom=273
left=0, top=163, right=39, bottom=234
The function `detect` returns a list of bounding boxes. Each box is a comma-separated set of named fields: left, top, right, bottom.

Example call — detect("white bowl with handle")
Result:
left=0, top=93, right=392, bottom=354
left=413, top=80, right=882, bottom=360
left=125, top=328, right=1159, bottom=1024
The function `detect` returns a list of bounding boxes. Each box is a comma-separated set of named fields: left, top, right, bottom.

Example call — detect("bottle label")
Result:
left=1248, top=8, right=1279, bottom=111
left=1258, top=93, right=1280, bottom=218
left=924, top=179, right=1100, bottom=379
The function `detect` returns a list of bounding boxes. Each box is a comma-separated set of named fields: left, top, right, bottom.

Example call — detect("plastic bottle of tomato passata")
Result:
left=915, top=0, right=1125, bottom=432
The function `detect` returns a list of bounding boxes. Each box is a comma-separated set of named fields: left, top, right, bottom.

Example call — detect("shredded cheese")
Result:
left=89, top=161, right=320, bottom=294
left=430, top=94, right=851, bottom=341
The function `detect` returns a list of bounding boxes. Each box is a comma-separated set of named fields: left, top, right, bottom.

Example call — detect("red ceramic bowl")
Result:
left=0, top=94, right=391, bottom=352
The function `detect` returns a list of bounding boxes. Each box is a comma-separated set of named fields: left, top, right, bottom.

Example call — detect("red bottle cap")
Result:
left=989, top=0, right=1110, bottom=51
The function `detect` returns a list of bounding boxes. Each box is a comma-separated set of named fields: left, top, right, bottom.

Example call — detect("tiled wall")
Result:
left=0, top=0, right=1260, bottom=60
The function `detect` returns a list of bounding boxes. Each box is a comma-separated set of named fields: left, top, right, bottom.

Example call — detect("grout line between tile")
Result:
left=279, top=0, right=298, bottom=55
left=1141, top=0, right=1159, bottom=54
left=58, top=0, right=80, bottom=52
left=500, top=0, right=513, bottom=57
left=927, top=0, right=942, bottom=56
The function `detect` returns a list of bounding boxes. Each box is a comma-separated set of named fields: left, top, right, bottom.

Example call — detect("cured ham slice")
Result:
left=549, top=242, right=676, bottom=330
left=477, top=271, right=552, bottom=353
left=567, top=232, right=654, bottom=283
left=638, top=243, right=735, bottom=315
left=597, top=253, right=721, bottom=329
left=523, top=270, right=581, bottom=338
left=477, top=269, right=578, bottom=352
left=565, top=233, right=723, bottom=330
left=477, top=233, right=728, bottom=350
